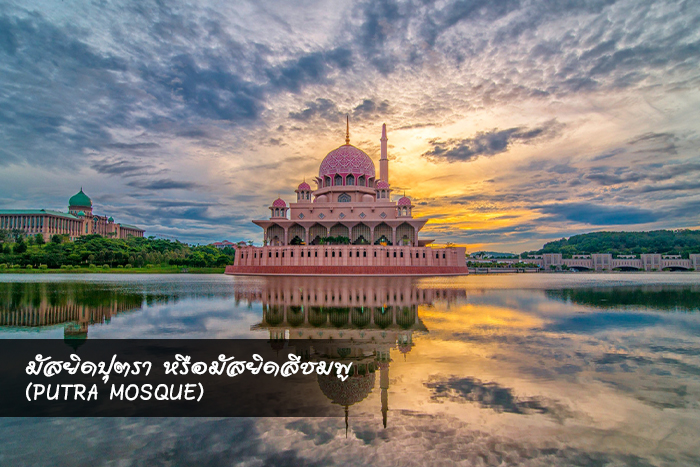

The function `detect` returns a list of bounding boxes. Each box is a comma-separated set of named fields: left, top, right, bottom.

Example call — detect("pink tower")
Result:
left=380, top=123, right=388, bottom=183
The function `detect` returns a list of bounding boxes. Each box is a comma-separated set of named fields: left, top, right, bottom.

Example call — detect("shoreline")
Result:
left=0, top=267, right=225, bottom=274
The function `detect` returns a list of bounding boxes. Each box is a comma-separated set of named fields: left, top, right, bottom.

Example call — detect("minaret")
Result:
left=380, top=123, right=388, bottom=183
left=380, top=361, right=389, bottom=428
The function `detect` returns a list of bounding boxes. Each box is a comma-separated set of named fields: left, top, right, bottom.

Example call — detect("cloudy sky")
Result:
left=1, top=0, right=699, bottom=251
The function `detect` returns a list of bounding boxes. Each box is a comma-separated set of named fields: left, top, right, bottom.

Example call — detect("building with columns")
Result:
left=226, top=121, right=468, bottom=276
left=0, top=189, right=144, bottom=241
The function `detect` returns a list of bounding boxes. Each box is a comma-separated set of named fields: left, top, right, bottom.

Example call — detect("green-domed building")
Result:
left=0, top=189, right=144, bottom=241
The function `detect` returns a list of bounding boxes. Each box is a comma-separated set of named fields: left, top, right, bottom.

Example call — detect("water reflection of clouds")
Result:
left=1, top=275, right=700, bottom=465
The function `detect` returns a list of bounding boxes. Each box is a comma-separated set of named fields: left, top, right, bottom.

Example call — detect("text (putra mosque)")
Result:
left=226, top=121, right=468, bottom=276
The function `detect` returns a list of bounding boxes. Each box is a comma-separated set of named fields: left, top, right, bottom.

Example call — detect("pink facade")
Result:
left=226, top=123, right=468, bottom=276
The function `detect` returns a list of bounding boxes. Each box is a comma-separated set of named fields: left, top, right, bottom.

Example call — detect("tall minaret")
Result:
left=380, top=361, right=389, bottom=428
left=380, top=123, right=388, bottom=183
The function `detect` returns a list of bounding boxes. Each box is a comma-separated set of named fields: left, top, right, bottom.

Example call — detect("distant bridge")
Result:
left=522, top=253, right=700, bottom=271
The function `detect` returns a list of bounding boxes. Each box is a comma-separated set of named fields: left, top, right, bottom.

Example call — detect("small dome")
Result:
left=108, top=216, right=114, bottom=222
left=272, top=198, right=287, bottom=208
left=376, top=180, right=389, bottom=189
left=398, top=196, right=411, bottom=206
left=77, top=211, right=85, bottom=217
left=319, top=145, right=376, bottom=179
left=297, top=181, right=311, bottom=191
left=362, top=194, right=374, bottom=202
left=314, top=194, right=328, bottom=203
left=69, top=189, right=92, bottom=207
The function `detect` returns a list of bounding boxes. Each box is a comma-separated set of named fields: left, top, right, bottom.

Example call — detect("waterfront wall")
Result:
left=226, top=245, right=468, bottom=275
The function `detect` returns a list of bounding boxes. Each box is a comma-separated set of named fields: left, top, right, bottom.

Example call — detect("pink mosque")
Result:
left=226, top=121, right=468, bottom=276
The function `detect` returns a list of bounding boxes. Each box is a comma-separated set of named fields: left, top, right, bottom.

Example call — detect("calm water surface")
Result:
left=0, top=273, right=699, bottom=466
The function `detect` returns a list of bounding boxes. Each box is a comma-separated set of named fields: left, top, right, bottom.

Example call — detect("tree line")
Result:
left=0, top=233, right=236, bottom=269
left=522, top=229, right=700, bottom=258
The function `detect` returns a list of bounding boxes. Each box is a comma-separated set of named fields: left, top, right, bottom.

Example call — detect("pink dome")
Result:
left=319, top=145, right=375, bottom=179
left=398, top=196, right=411, bottom=206
left=272, top=198, right=286, bottom=207
left=376, top=180, right=389, bottom=189
left=297, top=181, right=311, bottom=191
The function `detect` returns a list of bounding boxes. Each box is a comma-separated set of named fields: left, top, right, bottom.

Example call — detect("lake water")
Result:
left=1, top=273, right=699, bottom=466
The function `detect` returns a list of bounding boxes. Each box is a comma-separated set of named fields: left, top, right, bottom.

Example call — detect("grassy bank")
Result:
left=0, top=266, right=226, bottom=274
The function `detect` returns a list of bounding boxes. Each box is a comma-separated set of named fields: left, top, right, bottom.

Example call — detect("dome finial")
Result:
left=345, top=115, right=350, bottom=145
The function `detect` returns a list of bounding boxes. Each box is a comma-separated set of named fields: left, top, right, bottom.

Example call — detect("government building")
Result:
left=0, top=189, right=144, bottom=241
left=226, top=122, right=468, bottom=276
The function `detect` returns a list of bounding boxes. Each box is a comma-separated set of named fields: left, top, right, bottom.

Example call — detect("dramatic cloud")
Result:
left=422, top=120, right=563, bottom=163
left=535, top=203, right=658, bottom=225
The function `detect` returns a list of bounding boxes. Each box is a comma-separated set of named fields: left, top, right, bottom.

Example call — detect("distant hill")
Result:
left=470, top=251, right=518, bottom=258
left=526, top=229, right=700, bottom=258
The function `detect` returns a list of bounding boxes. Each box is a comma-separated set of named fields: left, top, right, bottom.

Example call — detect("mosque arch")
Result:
left=346, top=174, right=355, bottom=186
left=358, top=175, right=365, bottom=186
left=351, top=223, right=371, bottom=244
left=309, top=223, right=328, bottom=245
left=288, top=223, right=305, bottom=244
left=351, top=307, right=370, bottom=327
left=338, top=193, right=351, bottom=203
left=334, top=174, right=342, bottom=186
left=374, top=222, right=392, bottom=245
left=329, top=223, right=349, bottom=238
left=267, top=225, right=285, bottom=246
left=397, top=222, right=415, bottom=246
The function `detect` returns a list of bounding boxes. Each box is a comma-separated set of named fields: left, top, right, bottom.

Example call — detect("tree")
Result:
left=35, top=234, right=45, bottom=245
left=51, top=234, right=64, bottom=244
left=14, top=240, right=27, bottom=254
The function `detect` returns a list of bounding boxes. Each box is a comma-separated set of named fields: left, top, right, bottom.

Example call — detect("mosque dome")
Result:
left=297, top=181, right=311, bottom=191
left=77, top=211, right=85, bottom=217
left=314, top=194, right=328, bottom=203
left=398, top=196, right=411, bottom=206
left=318, top=371, right=376, bottom=407
left=69, top=189, right=92, bottom=207
left=375, top=180, right=389, bottom=189
left=319, top=145, right=376, bottom=179
left=108, top=216, right=114, bottom=223
left=362, top=194, right=374, bottom=202
left=272, top=198, right=287, bottom=207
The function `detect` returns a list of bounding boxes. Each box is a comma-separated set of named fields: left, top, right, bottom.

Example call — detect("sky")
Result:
left=1, top=0, right=699, bottom=252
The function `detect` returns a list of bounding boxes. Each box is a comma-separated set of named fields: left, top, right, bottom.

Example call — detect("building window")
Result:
left=374, top=252, right=377, bottom=257
left=358, top=176, right=365, bottom=186
left=315, top=251, right=318, bottom=257
left=363, top=251, right=367, bottom=257
left=269, top=252, right=272, bottom=258
left=346, top=174, right=354, bottom=186
left=380, top=212, right=387, bottom=218
left=359, top=212, right=366, bottom=218
left=334, top=174, right=342, bottom=186
left=416, top=253, right=419, bottom=258
left=339, top=213, right=346, bottom=219
left=298, top=213, right=304, bottom=219
left=338, top=193, right=351, bottom=203
left=319, top=213, right=325, bottom=219
left=325, top=251, right=328, bottom=257
left=332, top=251, right=335, bottom=257
left=339, top=251, right=342, bottom=257
left=393, top=252, right=397, bottom=258
left=400, top=252, right=403, bottom=258
left=276, top=252, right=279, bottom=257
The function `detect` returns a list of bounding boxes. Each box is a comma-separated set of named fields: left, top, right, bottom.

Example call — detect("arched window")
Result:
left=334, top=174, right=342, bottom=186
left=346, top=174, right=355, bottom=186
left=325, top=176, right=331, bottom=187
left=338, top=193, right=351, bottom=203
left=358, top=175, right=365, bottom=186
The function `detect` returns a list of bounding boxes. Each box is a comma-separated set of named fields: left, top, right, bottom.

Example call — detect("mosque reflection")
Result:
left=242, top=276, right=466, bottom=432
